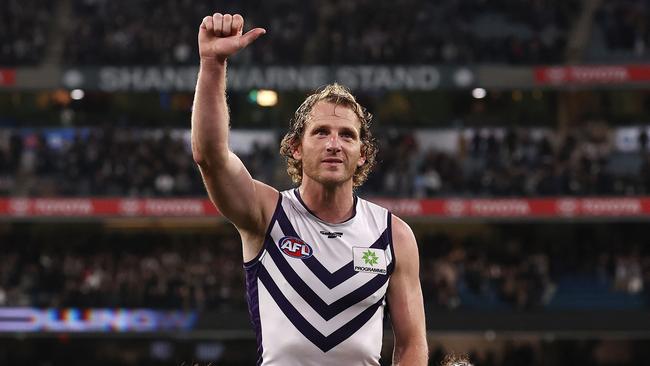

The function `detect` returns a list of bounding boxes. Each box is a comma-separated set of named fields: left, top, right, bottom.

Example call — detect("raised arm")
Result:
left=388, top=216, right=428, bottom=365
left=192, top=13, right=277, bottom=252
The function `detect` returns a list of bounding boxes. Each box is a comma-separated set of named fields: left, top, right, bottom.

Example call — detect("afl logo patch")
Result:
left=279, top=236, right=313, bottom=259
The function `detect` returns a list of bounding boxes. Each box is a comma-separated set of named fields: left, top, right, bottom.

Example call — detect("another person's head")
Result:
left=441, top=353, right=472, bottom=366
left=280, top=83, right=378, bottom=188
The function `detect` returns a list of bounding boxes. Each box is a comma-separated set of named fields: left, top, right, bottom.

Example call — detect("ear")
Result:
left=357, top=146, right=366, bottom=167
left=357, top=155, right=366, bottom=167
left=292, top=140, right=302, bottom=161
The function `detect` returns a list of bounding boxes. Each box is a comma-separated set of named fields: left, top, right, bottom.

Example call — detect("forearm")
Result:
left=393, top=341, right=429, bottom=366
left=191, top=58, right=230, bottom=167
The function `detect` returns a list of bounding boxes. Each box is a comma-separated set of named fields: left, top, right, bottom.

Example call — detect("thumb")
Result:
left=239, top=28, right=266, bottom=49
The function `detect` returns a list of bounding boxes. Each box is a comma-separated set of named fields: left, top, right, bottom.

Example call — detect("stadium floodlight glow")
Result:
left=70, top=89, right=85, bottom=100
left=471, top=88, right=486, bottom=99
left=256, top=89, right=278, bottom=107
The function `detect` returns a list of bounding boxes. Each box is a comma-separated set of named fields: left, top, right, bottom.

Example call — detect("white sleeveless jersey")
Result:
left=244, top=189, right=395, bottom=366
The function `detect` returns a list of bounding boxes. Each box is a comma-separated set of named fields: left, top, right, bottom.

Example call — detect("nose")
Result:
left=326, top=135, right=342, bottom=153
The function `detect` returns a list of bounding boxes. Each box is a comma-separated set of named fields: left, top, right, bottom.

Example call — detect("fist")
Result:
left=199, top=13, right=266, bottom=62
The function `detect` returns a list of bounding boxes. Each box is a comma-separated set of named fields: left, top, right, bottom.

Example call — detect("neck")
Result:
left=298, top=178, right=355, bottom=224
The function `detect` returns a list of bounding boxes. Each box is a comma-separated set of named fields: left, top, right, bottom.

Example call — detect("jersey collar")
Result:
left=293, top=188, right=358, bottom=225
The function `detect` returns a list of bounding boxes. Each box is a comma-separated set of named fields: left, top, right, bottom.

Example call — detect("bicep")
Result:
left=198, top=150, right=277, bottom=234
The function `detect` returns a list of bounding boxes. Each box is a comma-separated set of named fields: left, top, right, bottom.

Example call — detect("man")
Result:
left=192, top=12, right=427, bottom=365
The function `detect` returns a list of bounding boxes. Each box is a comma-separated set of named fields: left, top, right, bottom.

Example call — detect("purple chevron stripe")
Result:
left=266, top=241, right=389, bottom=320
left=323, top=297, right=384, bottom=353
left=258, top=266, right=384, bottom=353
left=386, top=211, right=395, bottom=275
left=245, top=261, right=264, bottom=365
left=242, top=193, right=283, bottom=365
left=275, top=207, right=391, bottom=289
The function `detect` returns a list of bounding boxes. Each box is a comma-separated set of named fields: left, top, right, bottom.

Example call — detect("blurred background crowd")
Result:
left=2, top=124, right=650, bottom=197
left=63, top=0, right=580, bottom=66
left=6, top=0, right=649, bottom=66
left=1, top=223, right=648, bottom=311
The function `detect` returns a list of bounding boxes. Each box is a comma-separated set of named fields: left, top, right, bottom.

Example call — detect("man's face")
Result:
left=293, top=101, right=366, bottom=187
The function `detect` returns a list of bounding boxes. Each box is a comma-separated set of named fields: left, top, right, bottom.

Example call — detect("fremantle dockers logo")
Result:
left=278, top=236, right=313, bottom=259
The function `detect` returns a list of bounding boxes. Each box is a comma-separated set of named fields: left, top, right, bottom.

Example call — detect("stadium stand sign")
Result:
left=1, top=198, right=650, bottom=219
left=7, top=65, right=650, bottom=91
left=59, top=66, right=472, bottom=91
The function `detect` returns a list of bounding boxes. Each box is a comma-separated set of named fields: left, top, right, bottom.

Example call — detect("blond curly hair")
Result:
left=279, top=83, right=378, bottom=187
left=441, top=353, right=472, bottom=366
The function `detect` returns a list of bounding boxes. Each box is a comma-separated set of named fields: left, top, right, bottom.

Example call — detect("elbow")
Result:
left=191, top=142, right=208, bottom=167
left=192, top=144, right=229, bottom=169
left=192, top=148, right=207, bottom=167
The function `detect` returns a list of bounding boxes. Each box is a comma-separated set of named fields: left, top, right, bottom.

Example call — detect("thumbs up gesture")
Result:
left=198, top=13, right=266, bottom=63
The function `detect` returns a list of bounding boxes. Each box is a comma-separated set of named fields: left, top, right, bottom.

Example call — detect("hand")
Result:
left=198, top=13, right=266, bottom=63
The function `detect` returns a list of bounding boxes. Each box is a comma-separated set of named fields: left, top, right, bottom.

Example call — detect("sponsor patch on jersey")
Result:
left=279, top=236, right=313, bottom=259
left=352, top=247, right=387, bottom=275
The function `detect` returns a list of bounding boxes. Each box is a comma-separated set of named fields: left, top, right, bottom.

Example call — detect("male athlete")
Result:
left=192, top=12, right=428, bottom=365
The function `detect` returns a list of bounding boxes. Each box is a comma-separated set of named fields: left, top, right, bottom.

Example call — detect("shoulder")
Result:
left=391, top=214, right=416, bottom=247
left=390, top=214, right=419, bottom=269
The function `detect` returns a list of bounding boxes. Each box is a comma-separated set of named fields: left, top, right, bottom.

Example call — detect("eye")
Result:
left=340, top=131, right=355, bottom=139
left=314, top=128, right=328, bottom=136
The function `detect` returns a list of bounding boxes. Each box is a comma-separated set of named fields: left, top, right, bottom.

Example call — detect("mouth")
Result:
left=322, top=158, right=343, bottom=164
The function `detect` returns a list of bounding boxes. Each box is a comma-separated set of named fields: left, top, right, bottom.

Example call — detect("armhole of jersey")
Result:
left=386, top=210, right=396, bottom=276
left=243, top=192, right=283, bottom=269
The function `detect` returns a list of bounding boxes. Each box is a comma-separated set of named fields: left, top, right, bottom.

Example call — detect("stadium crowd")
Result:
left=370, top=123, right=648, bottom=198
left=13, top=0, right=650, bottom=67
left=420, top=226, right=649, bottom=310
left=0, top=232, right=246, bottom=311
left=0, top=0, right=581, bottom=65
left=0, top=0, right=52, bottom=66
left=594, top=0, right=650, bottom=58
left=0, top=124, right=648, bottom=198
left=0, top=128, right=208, bottom=197
left=1, top=225, right=648, bottom=311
